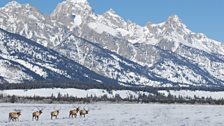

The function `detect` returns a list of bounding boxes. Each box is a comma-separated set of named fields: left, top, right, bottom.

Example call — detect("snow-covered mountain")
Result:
left=0, top=1, right=69, bottom=47
left=55, top=35, right=166, bottom=86
left=0, top=28, right=118, bottom=84
left=0, top=0, right=224, bottom=87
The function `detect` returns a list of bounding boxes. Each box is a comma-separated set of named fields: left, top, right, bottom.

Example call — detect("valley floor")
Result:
left=0, top=103, right=224, bottom=126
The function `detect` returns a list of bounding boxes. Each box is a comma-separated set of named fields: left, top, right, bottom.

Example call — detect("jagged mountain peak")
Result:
left=2, top=1, right=34, bottom=10
left=168, top=15, right=181, bottom=23
left=166, top=15, right=185, bottom=27
left=57, top=0, right=92, bottom=11
left=3, top=0, right=21, bottom=8
left=103, top=8, right=125, bottom=21
left=51, top=0, right=93, bottom=22
left=99, top=8, right=127, bottom=30
left=162, top=15, right=191, bottom=35
left=165, top=15, right=189, bottom=29
left=1, top=1, right=42, bottom=15
left=65, top=0, right=89, bottom=4
left=103, top=8, right=125, bottom=20
left=105, top=8, right=117, bottom=15
left=123, top=15, right=183, bottom=29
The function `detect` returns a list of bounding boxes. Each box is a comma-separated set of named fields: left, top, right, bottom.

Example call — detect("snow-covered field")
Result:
left=0, top=88, right=150, bottom=99
left=159, top=90, right=224, bottom=99
left=0, top=103, right=224, bottom=126
left=2, top=88, right=224, bottom=100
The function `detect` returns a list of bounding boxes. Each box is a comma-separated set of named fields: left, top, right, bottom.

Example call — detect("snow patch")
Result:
left=88, top=22, right=119, bottom=36
left=71, top=15, right=82, bottom=29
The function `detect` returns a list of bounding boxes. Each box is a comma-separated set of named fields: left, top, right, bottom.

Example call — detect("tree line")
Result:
left=1, top=91, right=224, bottom=105
left=1, top=80, right=224, bottom=104
left=1, top=80, right=224, bottom=92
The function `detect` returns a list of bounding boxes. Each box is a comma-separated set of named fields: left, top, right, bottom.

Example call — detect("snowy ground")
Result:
left=159, top=90, right=224, bottom=99
left=0, top=88, right=150, bottom=99
left=2, top=88, right=224, bottom=100
left=0, top=103, right=224, bottom=126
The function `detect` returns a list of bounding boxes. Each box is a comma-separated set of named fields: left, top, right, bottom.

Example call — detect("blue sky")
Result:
left=0, top=0, right=223, bottom=41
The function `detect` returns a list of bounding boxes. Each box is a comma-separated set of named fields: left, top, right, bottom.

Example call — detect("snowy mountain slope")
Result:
left=0, top=0, right=224, bottom=87
left=0, top=28, right=118, bottom=84
left=0, top=57, right=36, bottom=83
left=175, top=44, right=224, bottom=84
left=149, top=46, right=224, bottom=86
left=55, top=34, right=224, bottom=86
left=55, top=34, right=166, bottom=86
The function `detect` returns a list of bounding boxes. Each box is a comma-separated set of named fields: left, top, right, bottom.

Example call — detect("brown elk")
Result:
left=69, top=106, right=80, bottom=118
left=9, top=111, right=21, bottom=122
left=51, top=107, right=61, bottom=120
left=32, top=107, right=44, bottom=121
left=79, top=108, right=89, bottom=117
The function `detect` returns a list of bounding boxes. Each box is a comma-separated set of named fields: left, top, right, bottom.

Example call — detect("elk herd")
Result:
left=8, top=106, right=89, bottom=122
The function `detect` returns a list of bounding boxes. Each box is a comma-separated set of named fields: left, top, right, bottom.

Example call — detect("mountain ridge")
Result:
left=0, top=0, right=223, bottom=87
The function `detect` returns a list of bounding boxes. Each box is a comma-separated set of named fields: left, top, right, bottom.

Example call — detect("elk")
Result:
left=32, top=107, right=44, bottom=121
left=79, top=108, right=89, bottom=117
left=69, top=106, right=80, bottom=118
left=51, top=107, right=60, bottom=120
left=9, top=110, right=21, bottom=122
